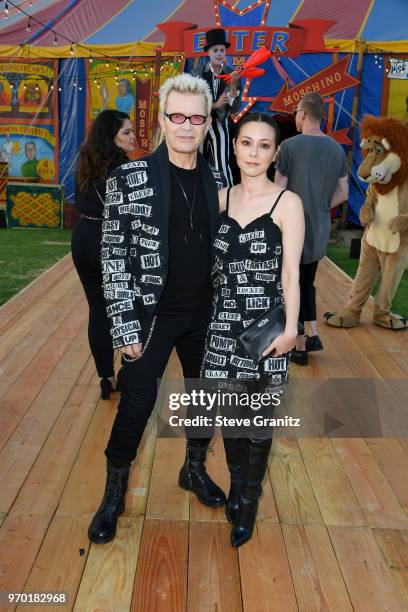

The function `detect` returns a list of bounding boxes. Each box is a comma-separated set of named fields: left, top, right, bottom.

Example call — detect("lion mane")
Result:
left=360, top=115, right=408, bottom=195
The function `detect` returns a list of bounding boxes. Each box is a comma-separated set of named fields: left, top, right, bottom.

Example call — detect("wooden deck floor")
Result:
left=0, top=254, right=408, bottom=611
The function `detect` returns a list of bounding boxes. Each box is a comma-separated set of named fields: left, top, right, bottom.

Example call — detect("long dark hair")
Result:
left=76, top=109, right=130, bottom=191
left=234, top=112, right=281, bottom=145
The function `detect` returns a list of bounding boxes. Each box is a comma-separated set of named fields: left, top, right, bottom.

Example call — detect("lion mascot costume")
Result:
left=325, top=115, right=408, bottom=330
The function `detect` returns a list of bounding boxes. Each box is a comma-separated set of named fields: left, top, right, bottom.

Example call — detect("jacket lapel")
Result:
left=198, top=152, right=219, bottom=244
left=151, top=142, right=171, bottom=258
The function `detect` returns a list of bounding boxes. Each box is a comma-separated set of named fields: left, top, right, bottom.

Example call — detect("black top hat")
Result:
left=203, top=28, right=231, bottom=52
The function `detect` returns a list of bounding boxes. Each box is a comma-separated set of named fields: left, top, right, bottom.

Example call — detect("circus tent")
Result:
left=0, top=0, right=407, bottom=221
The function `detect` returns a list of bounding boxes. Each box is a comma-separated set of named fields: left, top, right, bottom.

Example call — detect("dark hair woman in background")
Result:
left=71, top=110, right=135, bottom=399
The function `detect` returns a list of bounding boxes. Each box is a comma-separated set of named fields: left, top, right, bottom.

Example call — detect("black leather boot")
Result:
left=223, top=437, right=248, bottom=524
left=178, top=440, right=226, bottom=507
left=88, top=460, right=131, bottom=544
left=231, top=437, right=272, bottom=547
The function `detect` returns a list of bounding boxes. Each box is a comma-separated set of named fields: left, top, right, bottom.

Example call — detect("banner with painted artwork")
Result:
left=86, top=57, right=182, bottom=151
left=0, top=59, right=58, bottom=181
left=0, top=124, right=57, bottom=181
left=0, top=60, right=57, bottom=120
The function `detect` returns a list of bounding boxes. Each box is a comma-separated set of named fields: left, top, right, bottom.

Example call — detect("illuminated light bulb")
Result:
left=58, top=86, right=62, bottom=91
left=53, top=33, right=58, bottom=46
left=70, top=45, right=74, bottom=55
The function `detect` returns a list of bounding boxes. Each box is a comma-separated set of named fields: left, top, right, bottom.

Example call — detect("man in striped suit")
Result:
left=192, top=28, right=242, bottom=186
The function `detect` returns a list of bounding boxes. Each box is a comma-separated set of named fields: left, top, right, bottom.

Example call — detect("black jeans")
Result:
left=105, top=302, right=212, bottom=465
left=71, top=218, right=114, bottom=379
left=299, top=260, right=319, bottom=324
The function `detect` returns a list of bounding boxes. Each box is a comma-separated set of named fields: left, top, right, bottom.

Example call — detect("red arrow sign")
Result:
left=270, top=56, right=359, bottom=114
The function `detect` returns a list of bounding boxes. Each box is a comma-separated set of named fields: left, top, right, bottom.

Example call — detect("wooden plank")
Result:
left=298, top=438, right=366, bottom=526
left=367, top=438, right=408, bottom=513
left=257, top=460, right=279, bottom=524
left=57, top=400, right=118, bottom=516
left=332, top=438, right=408, bottom=529
left=126, top=413, right=158, bottom=517
left=270, top=436, right=323, bottom=525
left=0, top=308, right=88, bottom=450
left=188, top=521, right=242, bottom=612
left=315, top=300, right=379, bottom=380
left=19, top=515, right=91, bottom=612
left=283, top=524, right=353, bottom=610
left=0, top=514, right=50, bottom=594
left=322, top=258, right=408, bottom=354
left=74, top=517, right=143, bottom=612
left=145, top=438, right=189, bottom=521
left=0, top=290, right=85, bottom=414
left=0, top=254, right=73, bottom=334
left=0, top=269, right=79, bottom=365
left=10, top=383, right=99, bottom=517
left=131, top=519, right=188, bottom=612
left=239, top=522, right=297, bottom=612
left=57, top=352, right=155, bottom=518
left=318, top=261, right=408, bottom=395
left=0, top=382, right=74, bottom=515
left=373, top=528, right=408, bottom=609
left=329, top=526, right=407, bottom=611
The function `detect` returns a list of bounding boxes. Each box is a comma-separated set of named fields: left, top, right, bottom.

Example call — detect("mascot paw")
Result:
left=373, top=314, right=408, bottom=330
left=324, top=311, right=360, bottom=328
left=360, top=209, right=374, bottom=225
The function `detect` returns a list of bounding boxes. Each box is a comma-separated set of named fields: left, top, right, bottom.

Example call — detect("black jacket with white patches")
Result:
left=101, top=142, right=226, bottom=349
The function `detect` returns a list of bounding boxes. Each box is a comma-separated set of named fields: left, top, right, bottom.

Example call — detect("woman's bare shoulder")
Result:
left=279, top=188, right=303, bottom=210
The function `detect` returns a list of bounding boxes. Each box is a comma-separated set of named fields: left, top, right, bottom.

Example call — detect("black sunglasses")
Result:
left=164, top=112, right=207, bottom=125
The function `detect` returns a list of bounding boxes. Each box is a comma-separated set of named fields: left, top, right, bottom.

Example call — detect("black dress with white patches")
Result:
left=202, top=188, right=289, bottom=386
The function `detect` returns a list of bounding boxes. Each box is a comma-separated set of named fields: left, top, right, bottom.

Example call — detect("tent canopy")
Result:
left=0, top=0, right=406, bottom=51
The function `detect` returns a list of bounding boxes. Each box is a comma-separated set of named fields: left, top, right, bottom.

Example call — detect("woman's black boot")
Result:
left=178, top=440, right=226, bottom=507
left=231, top=437, right=272, bottom=547
left=223, top=437, right=248, bottom=524
left=88, top=459, right=131, bottom=544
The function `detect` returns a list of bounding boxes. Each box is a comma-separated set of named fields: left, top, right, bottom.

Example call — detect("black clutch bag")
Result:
left=236, top=304, right=287, bottom=365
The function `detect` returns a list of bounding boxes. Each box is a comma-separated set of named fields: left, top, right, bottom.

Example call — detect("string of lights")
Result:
left=1, top=0, right=184, bottom=88
left=1, top=0, right=184, bottom=71
left=5, top=58, right=184, bottom=95
left=2, top=0, right=114, bottom=59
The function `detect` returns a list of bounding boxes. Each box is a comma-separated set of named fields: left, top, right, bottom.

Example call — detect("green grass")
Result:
left=326, top=242, right=408, bottom=317
left=0, top=228, right=72, bottom=306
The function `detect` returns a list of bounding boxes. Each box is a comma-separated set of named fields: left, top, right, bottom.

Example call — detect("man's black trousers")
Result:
left=105, top=303, right=211, bottom=466
left=299, top=260, right=319, bottom=324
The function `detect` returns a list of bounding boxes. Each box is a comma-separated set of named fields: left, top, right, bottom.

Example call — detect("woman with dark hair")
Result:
left=71, top=109, right=135, bottom=399
left=201, top=112, right=304, bottom=546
